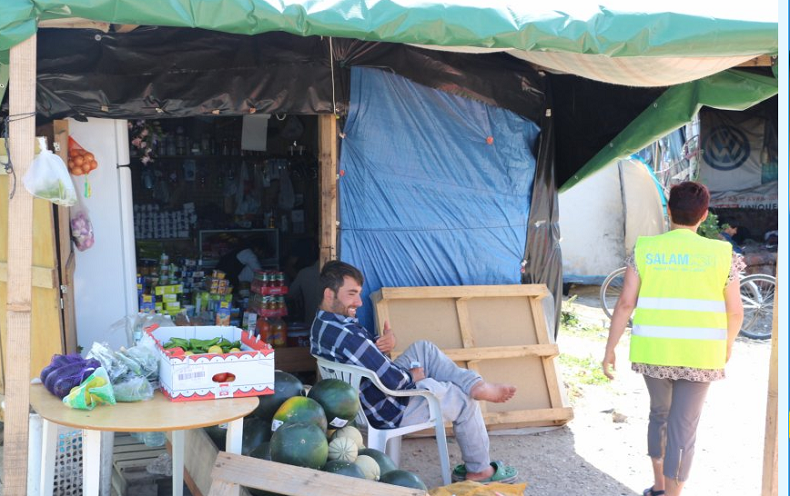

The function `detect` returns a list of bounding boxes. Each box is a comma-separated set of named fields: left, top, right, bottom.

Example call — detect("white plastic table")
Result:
left=29, top=384, right=258, bottom=496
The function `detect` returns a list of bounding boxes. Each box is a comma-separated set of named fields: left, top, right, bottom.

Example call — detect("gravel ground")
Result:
left=400, top=285, right=773, bottom=495
left=0, top=286, right=772, bottom=496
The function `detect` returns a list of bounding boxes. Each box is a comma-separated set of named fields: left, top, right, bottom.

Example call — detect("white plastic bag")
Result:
left=22, top=139, right=78, bottom=206
left=70, top=193, right=95, bottom=251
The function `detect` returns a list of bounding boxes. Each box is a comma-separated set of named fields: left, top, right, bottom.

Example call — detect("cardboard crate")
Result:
left=149, top=325, right=275, bottom=402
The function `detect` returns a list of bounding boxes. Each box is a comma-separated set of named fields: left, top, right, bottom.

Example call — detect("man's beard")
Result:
left=330, top=297, right=356, bottom=318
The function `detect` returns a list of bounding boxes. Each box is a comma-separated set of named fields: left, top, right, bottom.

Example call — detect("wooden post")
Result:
left=4, top=33, right=37, bottom=495
left=318, top=114, right=338, bottom=267
left=761, top=272, right=778, bottom=496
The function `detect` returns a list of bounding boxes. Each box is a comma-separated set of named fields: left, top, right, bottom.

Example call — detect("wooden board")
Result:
left=209, top=452, right=427, bottom=496
left=371, top=285, right=572, bottom=429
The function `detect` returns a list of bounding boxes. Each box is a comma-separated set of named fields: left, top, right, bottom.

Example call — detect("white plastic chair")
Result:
left=314, top=355, right=452, bottom=485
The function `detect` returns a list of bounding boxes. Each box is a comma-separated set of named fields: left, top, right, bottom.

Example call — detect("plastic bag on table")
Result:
left=70, top=191, right=95, bottom=251
left=63, top=367, right=116, bottom=410
left=112, top=373, right=154, bottom=402
left=22, top=138, right=77, bottom=206
left=86, top=341, right=129, bottom=383
left=115, top=340, right=158, bottom=380
left=429, top=481, right=527, bottom=496
left=40, top=354, right=102, bottom=399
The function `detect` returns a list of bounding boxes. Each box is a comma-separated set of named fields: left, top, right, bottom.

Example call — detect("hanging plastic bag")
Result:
left=63, top=367, right=116, bottom=410
left=70, top=191, right=95, bottom=251
left=22, top=137, right=78, bottom=206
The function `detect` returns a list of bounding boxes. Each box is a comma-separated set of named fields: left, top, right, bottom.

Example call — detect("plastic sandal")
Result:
left=451, top=460, right=519, bottom=484
left=643, top=487, right=666, bottom=496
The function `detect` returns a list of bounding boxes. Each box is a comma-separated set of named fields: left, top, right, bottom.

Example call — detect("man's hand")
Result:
left=376, top=320, right=397, bottom=354
left=409, top=367, right=425, bottom=382
left=602, top=349, right=617, bottom=380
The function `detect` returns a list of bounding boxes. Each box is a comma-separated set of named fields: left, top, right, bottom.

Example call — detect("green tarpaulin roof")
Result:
left=0, top=1, right=778, bottom=57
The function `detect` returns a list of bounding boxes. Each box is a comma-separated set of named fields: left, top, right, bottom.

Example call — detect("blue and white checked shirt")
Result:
left=310, top=310, right=414, bottom=428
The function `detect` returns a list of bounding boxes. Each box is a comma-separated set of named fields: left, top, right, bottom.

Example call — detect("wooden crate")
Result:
left=111, top=434, right=169, bottom=496
left=370, top=284, right=573, bottom=430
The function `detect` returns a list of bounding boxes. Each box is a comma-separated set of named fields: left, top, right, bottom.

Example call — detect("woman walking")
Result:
left=602, top=181, right=744, bottom=496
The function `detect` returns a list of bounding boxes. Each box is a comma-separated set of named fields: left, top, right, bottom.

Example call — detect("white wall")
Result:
left=70, top=118, right=135, bottom=351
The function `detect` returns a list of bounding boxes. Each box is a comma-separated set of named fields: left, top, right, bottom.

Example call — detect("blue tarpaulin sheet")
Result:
left=339, top=67, right=540, bottom=332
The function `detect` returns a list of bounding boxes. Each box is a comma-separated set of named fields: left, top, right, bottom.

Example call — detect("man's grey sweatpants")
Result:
left=393, top=340, right=490, bottom=473
left=643, top=375, right=711, bottom=482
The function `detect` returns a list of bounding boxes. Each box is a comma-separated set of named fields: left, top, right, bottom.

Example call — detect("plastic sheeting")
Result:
left=561, top=69, right=778, bottom=192
left=338, top=67, right=540, bottom=332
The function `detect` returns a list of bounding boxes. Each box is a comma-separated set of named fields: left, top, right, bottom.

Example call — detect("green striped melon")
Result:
left=380, top=469, right=428, bottom=490
left=272, top=396, right=327, bottom=433
left=307, top=379, right=360, bottom=428
left=322, top=460, right=366, bottom=479
left=269, top=422, right=328, bottom=470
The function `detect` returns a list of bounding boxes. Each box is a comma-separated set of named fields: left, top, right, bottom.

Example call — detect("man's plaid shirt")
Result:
left=310, top=310, right=414, bottom=428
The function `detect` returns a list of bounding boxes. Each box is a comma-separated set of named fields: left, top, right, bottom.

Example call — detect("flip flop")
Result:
left=643, top=487, right=665, bottom=496
left=451, top=460, right=519, bottom=484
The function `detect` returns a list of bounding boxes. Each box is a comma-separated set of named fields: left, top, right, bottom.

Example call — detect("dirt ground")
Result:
left=399, top=285, right=774, bottom=495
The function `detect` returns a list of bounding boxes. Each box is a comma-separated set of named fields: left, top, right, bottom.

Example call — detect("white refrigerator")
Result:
left=69, top=118, right=138, bottom=351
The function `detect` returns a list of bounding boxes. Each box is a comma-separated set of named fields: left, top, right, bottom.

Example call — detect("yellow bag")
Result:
left=429, top=481, right=527, bottom=496
left=63, top=367, right=116, bottom=410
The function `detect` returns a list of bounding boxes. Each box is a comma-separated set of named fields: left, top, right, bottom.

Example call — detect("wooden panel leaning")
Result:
left=208, top=452, right=427, bottom=496
left=370, top=284, right=573, bottom=430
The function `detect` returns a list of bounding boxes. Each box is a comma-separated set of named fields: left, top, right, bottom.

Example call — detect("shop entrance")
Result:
left=129, top=114, right=321, bottom=374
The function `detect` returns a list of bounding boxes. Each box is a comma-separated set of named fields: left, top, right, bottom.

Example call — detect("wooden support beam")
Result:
left=392, top=344, right=559, bottom=361
left=38, top=17, right=111, bottom=31
left=377, top=284, right=551, bottom=300
left=4, top=33, right=37, bottom=496
left=318, top=114, right=338, bottom=267
left=736, top=55, right=775, bottom=67
left=761, top=272, right=778, bottom=496
left=0, top=262, right=57, bottom=289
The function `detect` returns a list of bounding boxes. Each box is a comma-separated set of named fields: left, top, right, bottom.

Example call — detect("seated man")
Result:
left=310, top=260, right=518, bottom=484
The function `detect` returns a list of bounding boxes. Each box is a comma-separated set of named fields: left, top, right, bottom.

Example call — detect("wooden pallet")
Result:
left=371, top=284, right=573, bottom=430
left=111, top=433, right=170, bottom=496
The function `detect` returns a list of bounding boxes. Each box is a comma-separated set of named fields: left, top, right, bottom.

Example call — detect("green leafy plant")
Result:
left=698, top=210, right=728, bottom=240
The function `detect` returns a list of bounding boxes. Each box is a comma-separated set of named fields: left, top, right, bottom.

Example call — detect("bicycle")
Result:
left=599, top=267, right=775, bottom=339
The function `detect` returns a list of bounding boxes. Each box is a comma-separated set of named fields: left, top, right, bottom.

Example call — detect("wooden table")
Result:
left=29, top=384, right=258, bottom=496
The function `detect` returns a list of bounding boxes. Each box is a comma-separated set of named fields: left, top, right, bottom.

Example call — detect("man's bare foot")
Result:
left=470, top=382, right=516, bottom=403
left=466, top=466, right=495, bottom=482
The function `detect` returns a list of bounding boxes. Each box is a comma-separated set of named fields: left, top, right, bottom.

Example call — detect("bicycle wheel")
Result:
left=600, top=267, right=627, bottom=320
left=739, top=274, right=776, bottom=340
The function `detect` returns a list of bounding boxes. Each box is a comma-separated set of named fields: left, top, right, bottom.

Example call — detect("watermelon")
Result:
left=322, top=460, right=366, bottom=479
left=380, top=469, right=428, bottom=490
left=270, top=422, right=328, bottom=469
left=254, top=371, right=304, bottom=420
left=249, top=441, right=271, bottom=461
left=358, top=448, right=397, bottom=475
left=272, top=396, right=328, bottom=433
left=242, top=417, right=272, bottom=456
left=307, top=379, right=360, bottom=429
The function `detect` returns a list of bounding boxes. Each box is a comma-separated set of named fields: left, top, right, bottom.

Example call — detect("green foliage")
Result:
left=559, top=354, right=609, bottom=386
left=698, top=211, right=728, bottom=240
left=560, top=295, right=580, bottom=328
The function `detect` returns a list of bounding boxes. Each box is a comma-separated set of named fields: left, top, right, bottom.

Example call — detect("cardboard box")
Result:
left=149, top=325, right=275, bottom=402
left=154, top=284, right=183, bottom=296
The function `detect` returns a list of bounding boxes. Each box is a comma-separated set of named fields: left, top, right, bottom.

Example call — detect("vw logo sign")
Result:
left=702, top=125, right=751, bottom=171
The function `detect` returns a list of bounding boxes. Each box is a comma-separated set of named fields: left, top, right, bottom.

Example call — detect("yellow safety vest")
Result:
left=630, top=229, right=732, bottom=369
